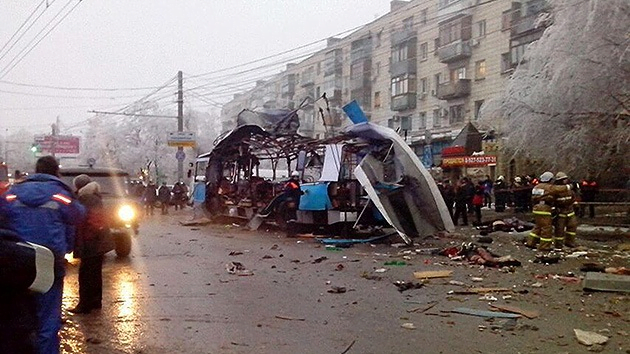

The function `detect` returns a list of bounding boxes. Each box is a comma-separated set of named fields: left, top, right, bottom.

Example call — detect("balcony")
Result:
left=436, top=79, right=471, bottom=100
left=300, top=76, right=314, bottom=87
left=511, top=15, right=537, bottom=37
left=390, top=59, right=416, bottom=77
left=437, top=0, right=473, bottom=22
left=438, top=40, right=471, bottom=63
left=391, top=28, right=416, bottom=46
left=391, top=92, right=417, bottom=111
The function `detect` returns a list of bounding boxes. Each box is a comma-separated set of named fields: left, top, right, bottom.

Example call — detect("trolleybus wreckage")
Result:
left=192, top=100, right=454, bottom=245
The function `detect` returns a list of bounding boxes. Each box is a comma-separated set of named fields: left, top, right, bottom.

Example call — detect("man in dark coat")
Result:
left=157, top=182, right=171, bottom=215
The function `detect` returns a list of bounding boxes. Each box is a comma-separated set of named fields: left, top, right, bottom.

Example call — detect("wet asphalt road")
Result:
left=59, top=208, right=630, bottom=353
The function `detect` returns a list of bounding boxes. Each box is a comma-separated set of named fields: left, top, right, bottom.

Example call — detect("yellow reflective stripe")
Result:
left=554, top=237, right=565, bottom=240
left=533, top=211, right=552, bottom=216
left=567, top=212, right=575, bottom=217
left=566, top=231, right=576, bottom=236
left=540, top=237, right=553, bottom=242
left=529, top=233, right=539, bottom=238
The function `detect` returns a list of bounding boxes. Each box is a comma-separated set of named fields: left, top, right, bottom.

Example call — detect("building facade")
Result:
left=218, top=0, right=549, bottom=180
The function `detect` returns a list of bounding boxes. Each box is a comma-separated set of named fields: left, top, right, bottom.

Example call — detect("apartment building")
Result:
left=218, top=0, right=549, bottom=177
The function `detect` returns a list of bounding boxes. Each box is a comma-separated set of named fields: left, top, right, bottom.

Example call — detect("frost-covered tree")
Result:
left=483, top=0, right=630, bottom=185
left=79, top=103, right=221, bottom=183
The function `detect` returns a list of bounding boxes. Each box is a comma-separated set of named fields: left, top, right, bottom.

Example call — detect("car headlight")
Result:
left=118, top=204, right=135, bottom=222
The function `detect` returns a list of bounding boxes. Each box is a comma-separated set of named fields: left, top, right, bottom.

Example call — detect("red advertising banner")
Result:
left=441, top=155, right=497, bottom=167
left=34, top=135, right=80, bottom=155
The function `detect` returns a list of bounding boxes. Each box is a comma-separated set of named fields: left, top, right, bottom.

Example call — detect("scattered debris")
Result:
left=574, top=329, right=609, bottom=346
left=384, top=261, right=407, bottom=266
left=583, top=272, right=630, bottom=293
left=327, top=286, right=347, bottom=294
left=335, top=264, right=344, bottom=271
left=228, top=251, right=243, bottom=256
left=451, top=288, right=511, bottom=295
left=489, top=304, right=540, bottom=319
left=534, top=253, right=561, bottom=264
left=374, top=268, right=388, bottom=273
left=450, top=307, right=521, bottom=318
left=401, top=323, right=416, bottom=330
left=312, top=256, right=328, bottom=264
left=225, top=261, right=253, bottom=276
left=478, top=294, right=498, bottom=301
left=438, top=243, right=521, bottom=267
left=566, top=251, right=589, bottom=258
left=407, top=301, right=438, bottom=313
left=341, top=339, right=356, bottom=354
left=275, top=315, right=306, bottom=321
left=413, top=270, right=453, bottom=279
left=393, top=281, right=424, bottom=292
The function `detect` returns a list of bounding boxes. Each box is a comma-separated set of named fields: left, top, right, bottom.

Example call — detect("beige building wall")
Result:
left=218, top=0, right=544, bottom=175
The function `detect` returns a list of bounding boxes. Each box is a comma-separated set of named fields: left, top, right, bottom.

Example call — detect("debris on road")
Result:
left=393, top=281, right=424, bottom=292
left=401, top=322, right=416, bottom=330
left=327, top=286, right=347, bottom=294
left=489, top=304, right=539, bottom=319
left=450, top=307, right=521, bottom=318
left=574, top=328, right=609, bottom=346
left=225, top=261, right=253, bottom=276
left=413, top=270, right=453, bottom=279
left=583, top=272, right=630, bottom=293
left=275, top=315, right=306, bottom=321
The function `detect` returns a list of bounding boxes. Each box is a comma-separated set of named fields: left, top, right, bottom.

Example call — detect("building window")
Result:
left=433, top=109, right=441, bottom=127
left=419, top=42, right=428, bottom=60
left=475, top=60, right=486, bottom=80
left=403, top=16, right=414, bottom=31
left=392, top=44, right=408, bottom=63
left=434, top=73, right=442, bottom=94
left=374, top=91, right=381, bottom=108
left=474, top=100, right=484, bottom=120
left=419, top=77, right=428, bottom=95
left=421, top=9, right=428, bottom=25
left=433, top=38, right=440, bottom=55
left=401, top=115, right=412, bottom=131
left=391, top=74, right=416, bottom=97
left=501, top=10, right=511, bottom=31
left=418, top=112, right=427, bottom=129
left=511, top=44, right=526, bottom=65
left=449, top=104, right=465, bottom=124
left=476, top=20, right=486, bottom=37
left=501, top=53, right=512, bottom=73
left=450, top=67, right=467, bottom=81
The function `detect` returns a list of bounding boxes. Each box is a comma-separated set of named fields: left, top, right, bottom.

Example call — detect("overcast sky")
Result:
left=0, top=0, right=392, bottom=135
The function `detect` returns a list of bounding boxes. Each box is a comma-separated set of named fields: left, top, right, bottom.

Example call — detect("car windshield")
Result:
left=59, top=173, right=130, bottom=197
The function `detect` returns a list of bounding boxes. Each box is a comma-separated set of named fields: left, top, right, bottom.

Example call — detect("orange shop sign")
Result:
left=442, top=155, right=497, bottom=167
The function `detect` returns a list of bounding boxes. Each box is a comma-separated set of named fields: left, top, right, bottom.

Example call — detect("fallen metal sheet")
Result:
left=350, top=122, right=454, bottom=244
left=489, top=304, right=540, bottom=319
left=451, top=307, right=521, bottom=318
left=316, top=233, right=392, bottom=246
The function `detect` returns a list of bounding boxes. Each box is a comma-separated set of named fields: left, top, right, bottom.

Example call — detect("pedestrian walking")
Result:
left=69, top=174, right=114, bottom=314
left=157, top=182, right=171, bottom=215
left=0, top=156, right=86, bottom=354
left=143, top=181, right=157, bottom=216
left=452, top=178, right=469, bottom=226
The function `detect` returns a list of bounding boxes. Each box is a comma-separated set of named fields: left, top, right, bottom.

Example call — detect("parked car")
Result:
left=59, top=167, right=140, bottom=257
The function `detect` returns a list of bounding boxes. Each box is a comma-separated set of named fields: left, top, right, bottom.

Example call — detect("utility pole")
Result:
left=177, top=71, right=184, bottom=181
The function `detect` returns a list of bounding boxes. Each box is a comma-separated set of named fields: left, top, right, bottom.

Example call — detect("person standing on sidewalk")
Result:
left=0, top=156, right=86, bottom=354
left=452, top=178, right=469, bottom=226
left=157, top=182, right=171, bottom=215
left=69, top=174, right=114, bottom=314
left=143, top=181, right=157, bottom=216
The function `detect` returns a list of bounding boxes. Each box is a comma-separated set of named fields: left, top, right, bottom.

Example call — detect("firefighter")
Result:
left=554, top=171, right=578, bottom=248
left=527, top=171, right=556, bottom=250
left=283, top=171, right=302, bottom=222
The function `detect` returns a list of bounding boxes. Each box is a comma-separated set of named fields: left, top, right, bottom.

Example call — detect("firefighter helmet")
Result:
left=555, top=171, right=569, bottom=180
left=539, top=171, right=554, bottom=183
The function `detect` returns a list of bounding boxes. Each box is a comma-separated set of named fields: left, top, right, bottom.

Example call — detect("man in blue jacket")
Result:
left=0, top=156, right=86, bottom=354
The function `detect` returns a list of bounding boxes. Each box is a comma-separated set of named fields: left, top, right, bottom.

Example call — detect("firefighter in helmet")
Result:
left=527, top=171, right=556, bottom=250
left=553, top=171, right=578, bottom=248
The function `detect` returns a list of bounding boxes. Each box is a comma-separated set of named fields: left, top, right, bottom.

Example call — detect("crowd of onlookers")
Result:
left=436, top=174, right=600, bottom=226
